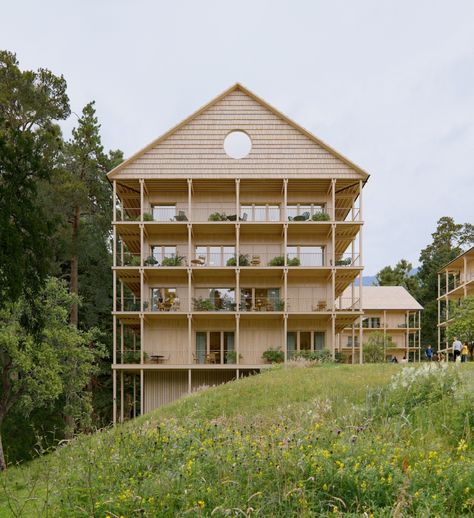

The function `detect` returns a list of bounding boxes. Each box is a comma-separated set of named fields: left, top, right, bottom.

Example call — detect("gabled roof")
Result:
left=107, top=82, right=370, bottom=180
left=438, top=246, right=474, bottom=273
left=343, top=286, right=423, bottom=311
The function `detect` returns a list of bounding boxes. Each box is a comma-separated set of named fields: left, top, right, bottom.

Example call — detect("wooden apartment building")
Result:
left=108, top=84, right=369, bottom=422
left=438, top=246, right=474, bottom=352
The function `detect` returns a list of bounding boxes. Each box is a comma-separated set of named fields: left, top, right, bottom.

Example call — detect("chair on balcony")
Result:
left=191, top=256, right=206, bottom=266
left=313, top=300, right=327, bottom=311
left=250, top=255, right=261, bottom=266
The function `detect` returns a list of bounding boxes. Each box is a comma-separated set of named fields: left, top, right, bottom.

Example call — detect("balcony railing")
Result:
left=116, top=297, right=141, bottom=312
left=116, top=252, right=141, bottom=267
left=286, top=298, right=329, bottom=312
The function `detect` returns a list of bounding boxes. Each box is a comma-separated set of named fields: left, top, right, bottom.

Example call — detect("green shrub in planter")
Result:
left=192, top=297, right=215, bottom=311
left=143, top=212, right=154, bottom=221
left=287, top=257, right=301, bottom=266
left=161, top=255, right=184, bottom=266
left=225, top=351, right=242, bottom=364
left=311, top=212, right=330, bottom=221
left=262, top=347, right=285, bottom=363
left=226, top=254, right=250, bottom=266
left=208, top=212, right=227, bottom=221
left=268, top=255, right=285, bottom=266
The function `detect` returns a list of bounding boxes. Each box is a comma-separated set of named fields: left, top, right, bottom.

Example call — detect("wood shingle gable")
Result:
left=107, top=83, right=369, bottom=180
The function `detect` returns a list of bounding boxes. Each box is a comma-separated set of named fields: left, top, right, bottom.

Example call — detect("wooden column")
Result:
left=112, top=314, right=117, bottom=424
left=187, top=178, right=192, bottom=220
left=188, top=369, right=192, bottom=395
left=351, top=324, right=355, bottom=364
left=236, top=314, right=240, bottom=365
left=188, top=314, right=192, bottom=365
left=120, top=371, right=124, bottom=423
left=331, top=314, right=336, bottom=360
left=437, top=273, right=441, bottom=352
left=358, top=180, right=364, bottom=364
left=283, top=315, right=288, bottom=363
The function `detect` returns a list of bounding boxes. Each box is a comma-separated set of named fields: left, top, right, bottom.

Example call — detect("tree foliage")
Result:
left=363, top=332, right=395, bottom=363
left=0, top=277, right=105, bottom=469
left=0, top=50, right=70, bottom=308
left=446, top=296, right=474, bottom=344
left=375, top=259, right=419, bottom=296
left=416, top=217, right=474, bottom=347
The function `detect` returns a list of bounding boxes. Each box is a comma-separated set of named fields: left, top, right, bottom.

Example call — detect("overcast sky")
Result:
left=2, top=0, right=474, bottom=274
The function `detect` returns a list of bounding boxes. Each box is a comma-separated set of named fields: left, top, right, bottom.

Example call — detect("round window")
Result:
left=223, top=130, right=252, bottom=159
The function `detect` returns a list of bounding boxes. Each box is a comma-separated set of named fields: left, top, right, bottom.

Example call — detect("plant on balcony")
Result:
left=290, top=211, right=310, bottom=222
left=273, top=299, right=285, bottom=311
left=225, top=351, right=242, bottom=364
left=144, top=255, right=159, bottom=266
left=123, top=252, right=141, bottom=266
left=161, top=255, right=185, bottom=266
left=311, top=212, right=330, bottom=221
left=192, top=297, right=215, bottom=311
left=226, top=254, right=250, bottom=266
left=262, top=347, right=285, bottom=363
left=208, top=212, right=227, bottom=221
left=143, top=212, right=154, bottom=221
left=267, top=255, right=285, bottom=266
left=174, top=211, right=188, bottom=221
left=335, top=257, right=352, bottom=266
left=287, top=256, right=301, bottom=266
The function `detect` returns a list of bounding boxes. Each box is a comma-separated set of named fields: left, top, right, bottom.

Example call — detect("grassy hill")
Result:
left=1, top=363, right=473, bottom=517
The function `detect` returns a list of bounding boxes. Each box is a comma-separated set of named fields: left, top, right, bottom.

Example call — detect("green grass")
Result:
left=1, top=363, right=474, bottom=517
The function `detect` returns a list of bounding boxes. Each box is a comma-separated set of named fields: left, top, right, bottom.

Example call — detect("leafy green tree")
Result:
left=0, top=50, right=70, bottom=310
left=363, top=332, right=395, bottom=363
left=375, top=259, right=419, bottom=296
left=446, top=296, right=474, bottom=345
left=0, top=278, right=104, bottom=470
left=417, top=217, right=474, bottom=347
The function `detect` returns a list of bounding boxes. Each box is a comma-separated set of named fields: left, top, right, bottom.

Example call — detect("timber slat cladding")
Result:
left=122, top=90, right=357, bottom=175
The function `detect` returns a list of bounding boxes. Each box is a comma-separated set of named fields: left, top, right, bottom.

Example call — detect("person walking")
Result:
left=461, top=342, right=469, bottom=363
left=452, top=337, right=462, bottom=362
left=425, top=345, right=433, bottom=361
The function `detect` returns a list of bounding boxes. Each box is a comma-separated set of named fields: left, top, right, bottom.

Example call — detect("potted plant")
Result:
left=262, top=347, right=285, bottom=363
left=144, top=255, right=159, bottom=266
left=174, top=211, right=188, bottom=221
left=335, top=257, right=351, bottom=266
left=311, top=212, right=330, bottom=221
left=143, top=212, right=154, bottom=221
left=192, top=297, right=215, bottom=311
left=273, top=299, right=285, bottom=311
left=161, top=255, right=185, bottom=266
left=268, top=255, right=285, bottom=266
left=226, top=254, right=250, bottom=266
left=208, top=212, right=227, bottom=221
left=287, top=256, right=301, bottom=266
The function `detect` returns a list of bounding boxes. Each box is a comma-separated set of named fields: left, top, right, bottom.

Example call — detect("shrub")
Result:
left=262, top=347, right=285, bottom=363
left=363, top=332, right=394, bottom=363
left=311, top=212, right=330, bottom=221
left=192, top=297, right=215, bottom=311
left=144, top=255, right=158, bottom=266
left=368, top=363, right=460, bottom=419
left=292, top=349, right=333, bottom=363
left=161, top=255, right=184, bottom=266
left=226, top=254, right=250, bottom=266
left=208, top=212, right=226, bottom=221
left=287, top=256, right=301, bottom=266
left=225, top=351, right=242, bottom=364
left=143, top=212, right=154, bottom=221
left=268, top=256, right=285, bottom=266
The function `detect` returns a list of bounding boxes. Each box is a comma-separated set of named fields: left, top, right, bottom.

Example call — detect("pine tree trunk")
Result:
left=70, top=204, right=80, bottom=327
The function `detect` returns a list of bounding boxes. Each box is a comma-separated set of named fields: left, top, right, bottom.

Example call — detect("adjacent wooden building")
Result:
left=108, top=83, right=370, bottom=422
left=437, top=246, right=474, bottom=352
left=339, top=286, right=422, bottom=362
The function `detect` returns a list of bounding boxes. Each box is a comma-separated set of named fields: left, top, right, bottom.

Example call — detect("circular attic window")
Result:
left=224, top=130, right=252, bottom=159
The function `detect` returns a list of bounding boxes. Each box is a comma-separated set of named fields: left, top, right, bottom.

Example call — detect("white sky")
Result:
left=2, top=0, right=474, bottom=274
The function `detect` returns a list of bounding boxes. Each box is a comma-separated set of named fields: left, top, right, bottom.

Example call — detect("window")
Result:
left=287, top=246, right=325, bottom=266
left=240, top=204, right=280, bottom=222
left=151, top=245, right=178, bottom=264
left=362, top=317, right=381, bottom=329
left=240, top=288, right=281, bottom=311
left=287, top=330, right=325, bottom=357
left=287, top=203, right=325, bottom=221
left=195, top=246, right=235, bottom=266
left=150, top=288, right=178, bottom=311
left=347, top=335, right=360, bottom=348
left=195, top=331, right=235, bottom=364
left=152, top=204, right=176, bottom=221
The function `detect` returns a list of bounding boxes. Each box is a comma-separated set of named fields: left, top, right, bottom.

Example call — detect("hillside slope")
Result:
left=1, top=364, right=473, bottom=517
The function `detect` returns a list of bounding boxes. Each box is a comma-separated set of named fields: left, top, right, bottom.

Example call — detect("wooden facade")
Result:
left=437, top=246, right=474, bottom=352
left=108, top=84, right=369, bottom=422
